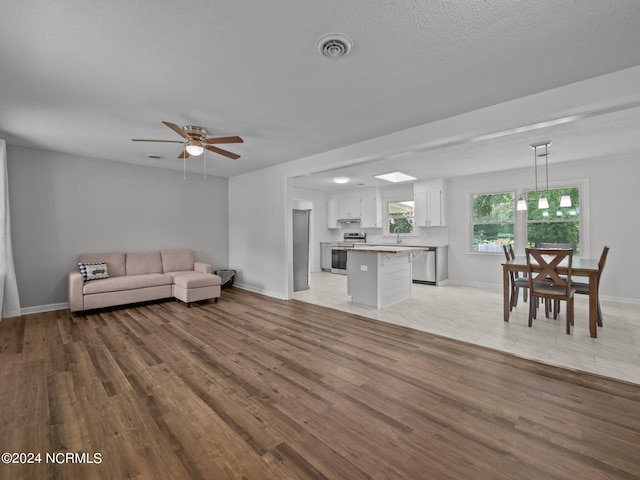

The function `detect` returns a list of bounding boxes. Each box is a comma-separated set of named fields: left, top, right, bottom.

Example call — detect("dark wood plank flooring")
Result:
left=1, top=287, right=639, bottom=479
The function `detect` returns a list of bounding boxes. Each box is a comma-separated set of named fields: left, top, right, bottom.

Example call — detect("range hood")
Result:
left=337, top=218, right=361, bottom=224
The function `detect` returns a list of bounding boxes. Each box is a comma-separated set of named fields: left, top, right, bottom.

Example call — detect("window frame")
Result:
left=469, top=179, right=590, bottom=256
left=384, top=198, right=417, bottom=237
left=524, top=185, right=582, bottom=254
left=469, top=190, right=515, bottom=253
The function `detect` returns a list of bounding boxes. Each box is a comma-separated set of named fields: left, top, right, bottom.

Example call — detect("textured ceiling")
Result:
left=2, top=1, right=640, bottom=183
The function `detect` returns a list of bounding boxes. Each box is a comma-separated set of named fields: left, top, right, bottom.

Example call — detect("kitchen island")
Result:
left=345, top=246, right=426, bottom=308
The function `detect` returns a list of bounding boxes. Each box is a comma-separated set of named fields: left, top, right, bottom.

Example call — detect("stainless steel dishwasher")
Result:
left=412, top=247, right=436, bottom=284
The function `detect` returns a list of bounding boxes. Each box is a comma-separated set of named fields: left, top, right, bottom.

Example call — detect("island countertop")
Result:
left=344, top=246, right=427, bottom=254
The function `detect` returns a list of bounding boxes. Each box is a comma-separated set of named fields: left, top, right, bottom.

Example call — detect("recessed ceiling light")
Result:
left=333, top=177, right=350, bottom=184
left=374, top=171, right=417, bottom=183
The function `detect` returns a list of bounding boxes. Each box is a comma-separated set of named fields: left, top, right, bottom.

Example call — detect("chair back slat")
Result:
left=598, top=246, right=610, bottom=272
left=526, top=248, right=573, bottom=298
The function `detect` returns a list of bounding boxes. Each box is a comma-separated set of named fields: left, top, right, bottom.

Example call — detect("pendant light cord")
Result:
left=544, top=142, right=549, bottom=191
left=534, top=145, right=538, bottom=192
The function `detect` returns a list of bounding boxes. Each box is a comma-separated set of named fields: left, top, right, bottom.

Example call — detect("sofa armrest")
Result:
left=194, top=262, right=212, bottom=274
left=68, top=270, right=85, bottom=312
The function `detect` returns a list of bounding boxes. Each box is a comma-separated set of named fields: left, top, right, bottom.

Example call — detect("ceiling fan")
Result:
left=132, top=121, right=243, bottom=160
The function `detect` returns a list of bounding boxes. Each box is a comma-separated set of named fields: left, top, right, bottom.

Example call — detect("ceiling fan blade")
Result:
left=203, top=136, right=244, bottom=145
left=162, top=121, right=190, bottom=139
left=205, top=145, right=240, bottom=160
left=131, top=138, right=185, bottom=143
left=178, top=149, right=191, bottom=159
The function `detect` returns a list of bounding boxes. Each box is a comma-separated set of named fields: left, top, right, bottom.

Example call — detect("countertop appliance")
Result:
left=331, top=232, right=366, bottom=274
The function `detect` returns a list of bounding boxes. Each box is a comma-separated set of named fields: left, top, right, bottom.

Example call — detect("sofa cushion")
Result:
left=79, top=252, right=126, bottom=277
left=126, top=251, right=163, bottom=275
left=83, top=273, right=172, bottom=295
left=163, top=270, right=201, bottom=280
left=161, top=249, right=195, bottom=273
left=173, top=273, right=221, bottom=289
left=78, top=262, right=109, bottom=281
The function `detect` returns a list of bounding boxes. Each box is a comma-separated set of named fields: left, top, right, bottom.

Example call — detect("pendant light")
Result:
left=531, top=141, right=551, bottom=209
left=560, top=191, right=572, bottom=207
left=516, top=194, right=527, bottom=211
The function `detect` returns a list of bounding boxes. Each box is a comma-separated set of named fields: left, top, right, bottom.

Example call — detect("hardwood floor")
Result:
left=1, top=288, right=640, bottom=479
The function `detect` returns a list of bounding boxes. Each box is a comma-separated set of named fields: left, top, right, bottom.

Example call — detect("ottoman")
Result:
left=173, top=272, right=221, bottom=306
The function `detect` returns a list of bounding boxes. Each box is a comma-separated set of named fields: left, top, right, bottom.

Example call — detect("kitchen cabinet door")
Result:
left=415, top=190, right=444, bottom=226
left=428, top=190, right=442, bottom=226
left=338, top=196, right=361, bottom=219
left=360, top=196, right=381, bottom=228
left=327, top=200, right=339, bottom=228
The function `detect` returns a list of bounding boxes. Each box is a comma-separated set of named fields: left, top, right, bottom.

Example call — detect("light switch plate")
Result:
left=360, top=265, right=368, bottom=271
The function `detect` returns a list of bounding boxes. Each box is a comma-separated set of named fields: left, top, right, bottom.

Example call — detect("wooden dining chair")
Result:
left=503, top=244, right=528, bottom=310
left=509, top=244, right=529, bottom=304
left=571, top=246, right=609, bottom=327
left=526, top=248, right=576, bottom=334
left=537, top=243, right=571, bottom=317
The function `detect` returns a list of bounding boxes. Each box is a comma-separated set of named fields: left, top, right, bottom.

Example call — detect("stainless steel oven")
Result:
left=331, top=233, right=366, bottom=274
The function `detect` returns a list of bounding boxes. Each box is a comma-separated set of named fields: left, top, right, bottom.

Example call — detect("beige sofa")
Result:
left=68, top=249, right=221, bottom=312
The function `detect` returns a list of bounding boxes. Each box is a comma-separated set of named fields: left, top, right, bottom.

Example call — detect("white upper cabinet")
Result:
left=327, top=188, right=382, bottom=229
left=414, top=180, right=446, bottom=227
left=327, top=199, right=339, bottom=228
left=360, top=195, right=381, bottom=228
left=338, top=197, right=361, bottom=219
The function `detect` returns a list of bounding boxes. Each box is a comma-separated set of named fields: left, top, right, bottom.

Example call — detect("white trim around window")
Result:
left=468, top=179, right=590, bottom=257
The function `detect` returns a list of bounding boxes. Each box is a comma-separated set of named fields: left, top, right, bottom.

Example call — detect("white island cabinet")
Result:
left=346, top=246, right=426, bottom=308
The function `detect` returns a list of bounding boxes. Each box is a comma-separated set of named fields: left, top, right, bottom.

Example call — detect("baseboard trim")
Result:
left=233, top=283, right=288, bottom=300
left=21, top=302, right=69, bottom=316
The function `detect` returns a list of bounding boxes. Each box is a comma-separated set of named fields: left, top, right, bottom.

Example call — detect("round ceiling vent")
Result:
left=316, top=33, right=353, bottom=59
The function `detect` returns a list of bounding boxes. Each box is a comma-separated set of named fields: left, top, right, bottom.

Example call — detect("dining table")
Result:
left=502, top=255, right=601, bottom=338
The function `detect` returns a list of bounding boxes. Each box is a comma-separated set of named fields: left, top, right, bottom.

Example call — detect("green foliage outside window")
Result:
left=527, top=186, right=580, bottom=253
left=472, top=192, right=514, bottom=251
left=387, top=201, right=415, bottom=234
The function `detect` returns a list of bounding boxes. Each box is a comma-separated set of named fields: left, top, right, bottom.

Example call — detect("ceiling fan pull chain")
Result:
left=204, top=148, right=207, bottom=178
left=183, top=156, right=186, bottom=180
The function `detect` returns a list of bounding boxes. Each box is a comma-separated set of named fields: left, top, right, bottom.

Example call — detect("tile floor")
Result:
left=293, top=272, right=640, bottom=385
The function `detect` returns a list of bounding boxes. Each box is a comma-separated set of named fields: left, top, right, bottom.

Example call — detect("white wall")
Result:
left=8, top=145, right=229, bottom=310
left=228, top=166, right=289, bottom=298
left=446, top=154, right=639, bottom=301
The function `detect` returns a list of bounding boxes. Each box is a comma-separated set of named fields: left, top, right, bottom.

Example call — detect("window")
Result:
left=386, top=200, right=415, bottom=235
left=526, top=186, right=581, bottom=253
left=472, top=192, right=514, bottom=252
left=469, top=184, right=585, bottom=255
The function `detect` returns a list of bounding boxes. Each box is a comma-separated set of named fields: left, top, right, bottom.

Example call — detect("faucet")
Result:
left=395, top=227, right=402, bottom=243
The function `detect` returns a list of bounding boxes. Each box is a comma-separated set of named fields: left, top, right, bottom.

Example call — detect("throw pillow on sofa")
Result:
left=78, top=262, right=109, bottom=281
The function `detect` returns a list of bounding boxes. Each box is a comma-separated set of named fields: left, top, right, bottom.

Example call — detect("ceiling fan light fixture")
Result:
left=185, top=140, right=204, bottom=156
